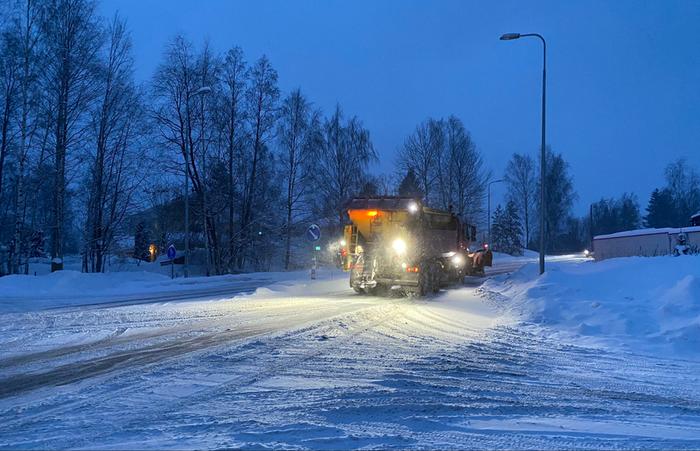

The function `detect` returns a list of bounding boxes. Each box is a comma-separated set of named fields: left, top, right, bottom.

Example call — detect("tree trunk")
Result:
left=238, top=105, right=262, bottom=269
left=52, top=84, right=68, bottom=272
left=0, top=96, right=12, bottom=206
left=285, top=199, right=292, bottom=270
left=227, top=134, right=235, bottom=271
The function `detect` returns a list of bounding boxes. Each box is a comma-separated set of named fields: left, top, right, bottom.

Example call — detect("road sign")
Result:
left=167, top=244, right=176, bottom=260
left=306, top=224, right=321, bottom=242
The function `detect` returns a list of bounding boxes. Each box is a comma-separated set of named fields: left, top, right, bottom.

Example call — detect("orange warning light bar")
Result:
left=367, top=210, right=378, bottom=217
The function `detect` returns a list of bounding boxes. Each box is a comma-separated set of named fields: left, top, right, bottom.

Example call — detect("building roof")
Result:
left=594, top=226, right=700, bottom=240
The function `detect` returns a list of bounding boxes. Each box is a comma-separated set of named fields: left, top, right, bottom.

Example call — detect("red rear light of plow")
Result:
left=405, top=266, right=420, bottom=273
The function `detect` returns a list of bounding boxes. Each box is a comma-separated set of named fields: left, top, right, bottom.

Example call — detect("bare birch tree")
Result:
left=238, top=55, right=278, bottom=268
left=277, top=88, right=319, bottom=269
left=218, top=46, right=246, bottom=271
left=10, top=0, right=45, bottom=274
left=41, top=0, right=102, bottom=271
left=83, top=14, right=144, bottom=272
left=315, top=105, right=376, bottom=227
left=504, top=152, right=536, bottom=246
left=396, top=118, right=442, bottom=202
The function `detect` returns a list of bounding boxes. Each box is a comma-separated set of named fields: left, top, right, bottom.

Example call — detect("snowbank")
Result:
left=0, top=267, right=347, bottom=313
left=0, top=270, right=169, bottom=299
left=484, top=255, right=700, bottom=359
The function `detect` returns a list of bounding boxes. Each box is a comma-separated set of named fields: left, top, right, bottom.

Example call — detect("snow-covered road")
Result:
left=2, top=259, right=700, bottom=449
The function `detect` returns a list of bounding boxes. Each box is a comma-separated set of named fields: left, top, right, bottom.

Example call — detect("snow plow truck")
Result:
left=341, top=197, right=492, bottom=295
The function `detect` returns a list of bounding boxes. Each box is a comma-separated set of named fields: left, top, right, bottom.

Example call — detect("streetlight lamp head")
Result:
left=500, top=33, right=521, bottom=41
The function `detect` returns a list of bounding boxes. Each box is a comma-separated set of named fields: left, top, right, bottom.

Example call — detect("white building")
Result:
left=593, top=226, right=700, bottom=260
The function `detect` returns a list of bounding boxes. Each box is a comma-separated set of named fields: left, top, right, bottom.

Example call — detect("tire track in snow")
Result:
left=0, top=296, right=403, bottom=435
left=0, top=292, right=359, bottom=373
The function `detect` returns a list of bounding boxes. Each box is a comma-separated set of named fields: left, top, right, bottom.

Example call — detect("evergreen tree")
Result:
left=503, top=200, right=524, bottom=255
left=490, top=204, right=506, bottom=252
left=491, top=201, right=523, bottom=256
left=134, top=222, right=150, bottom=262
left=358, top=180, right=379, bottom=197
left=643, top=188, right=675, bottom=228
left=397, top=169, right=423, bottom=198
left=537, top=148, right=576, bottom=253
left=591, top=193, right=641, bottom=235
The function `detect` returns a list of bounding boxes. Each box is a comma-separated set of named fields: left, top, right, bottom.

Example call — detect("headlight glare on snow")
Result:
left=392, top=238, right=407, bottom=255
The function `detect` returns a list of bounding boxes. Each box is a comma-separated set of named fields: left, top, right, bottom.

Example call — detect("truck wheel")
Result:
left=352, top=286, right=363, bottom=294
left=431, top=267, right=440, bottom=293
left=425, top=261, right=440, bottom=293
left=417, top=270, right=428, bottom=296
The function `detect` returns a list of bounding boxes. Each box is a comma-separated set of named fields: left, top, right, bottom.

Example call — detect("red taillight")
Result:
left=405, top=266, right=419, bottom=273
left=341, top=248, right=347, bottom=257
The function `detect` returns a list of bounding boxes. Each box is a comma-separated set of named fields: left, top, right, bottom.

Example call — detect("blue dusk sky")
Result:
left=100, top=0, right=700, bottom=214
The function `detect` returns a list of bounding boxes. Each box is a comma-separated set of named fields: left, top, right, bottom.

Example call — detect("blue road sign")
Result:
left=306, top=224, right=321, bottom=242
left=167, top=244, right=177, bottom=260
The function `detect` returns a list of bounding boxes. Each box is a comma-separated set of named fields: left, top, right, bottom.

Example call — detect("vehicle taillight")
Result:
left=405, top=266, right=419, bottom=273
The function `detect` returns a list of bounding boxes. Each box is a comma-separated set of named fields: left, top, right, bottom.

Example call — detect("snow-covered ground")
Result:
left=484, top=254, right=700, bottom=359
left=1, top=255, right=700, bottom=449
left=0, top=265, right=348, bottom=313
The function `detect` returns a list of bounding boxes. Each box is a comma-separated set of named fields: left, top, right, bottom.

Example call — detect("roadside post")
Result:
left=167, top=244, right=177, bottom=279
left=306, top=224, right=321, bottom=280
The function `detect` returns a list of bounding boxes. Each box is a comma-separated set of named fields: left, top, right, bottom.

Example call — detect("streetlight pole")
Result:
left=198, top=88, right=212, bottom=277
left=500, top=32, right=547, bottom=275
left=487, top=179, right=504, bottom=244
left=183, top=86, right=212, bottom=278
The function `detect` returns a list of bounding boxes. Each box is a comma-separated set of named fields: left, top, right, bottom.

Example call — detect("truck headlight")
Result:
left=452, top=254, right=464, bottom=267
left=392, top=238, right=407, bottom=255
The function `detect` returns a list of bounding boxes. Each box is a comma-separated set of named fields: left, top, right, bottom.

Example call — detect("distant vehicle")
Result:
left=340, top=197, right=492, bottom=296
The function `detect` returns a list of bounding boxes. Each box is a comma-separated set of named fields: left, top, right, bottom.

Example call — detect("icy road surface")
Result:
left=2, top=261, right=700, bottom=449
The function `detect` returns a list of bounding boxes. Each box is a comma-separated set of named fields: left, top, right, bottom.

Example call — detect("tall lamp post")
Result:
left=183, top=85, right=212, bottom=278
left=487, top=179, right=504, bottom=244
left=500, top=32, right=547, bottom=275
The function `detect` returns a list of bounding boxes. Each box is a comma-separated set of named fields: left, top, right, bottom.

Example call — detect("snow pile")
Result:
left=0, top=270, right=169, bottom=298
left=484, top=255, right=700, bottom=358
left=0, top=267, right=348, bottom=312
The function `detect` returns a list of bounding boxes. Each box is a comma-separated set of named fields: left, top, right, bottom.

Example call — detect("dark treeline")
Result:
left=0, top=0, right=492, bottom=275
left=495, top=151, right=700, bottom=256
left=10, top=1, right=691, bottom=270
